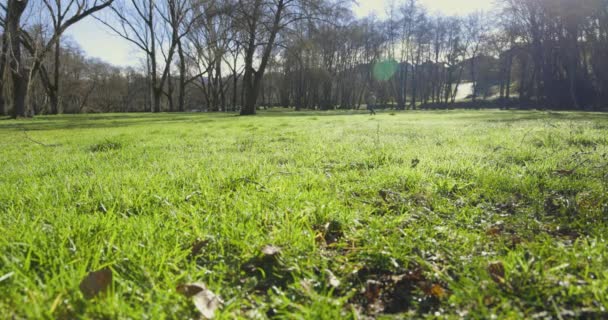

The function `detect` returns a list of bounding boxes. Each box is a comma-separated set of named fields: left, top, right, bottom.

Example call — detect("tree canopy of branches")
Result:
left=1, top=0, right=114, bottom=118
left=2, top=0, right=607, bottom=117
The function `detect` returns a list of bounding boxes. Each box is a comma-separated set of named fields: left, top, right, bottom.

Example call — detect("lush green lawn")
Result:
left=1, top=110, right=607, bottom=319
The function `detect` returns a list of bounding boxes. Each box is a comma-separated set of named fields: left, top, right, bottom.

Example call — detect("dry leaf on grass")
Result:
left=177, top=282, right=222, bottom=319
left=79, top=267, right=112, bottom=299
left=261, top=245, right=281, bottom=256
left=486, top=226, right=502, bottom=236
left=488, top=261, right=506, bottom=284
left=553, top=169, right=575, bottom=176
left=325, top=269, right=341, bottom=288
left=190, top=239, right=210, bottom=258
left=429, top=283, right=448, bottom=299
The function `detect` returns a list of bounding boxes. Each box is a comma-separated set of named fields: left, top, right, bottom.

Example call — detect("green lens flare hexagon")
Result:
left=372, top=59, right=398, bottom=81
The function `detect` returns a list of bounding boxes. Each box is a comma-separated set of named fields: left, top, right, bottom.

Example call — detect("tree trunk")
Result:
left=0, top=28, right=7, bottom=115
left=153, top=87, right=162, bottom=113
left=240, top=0, right=285, bottom=115
left=0, top=94, right=4, bottom=116
left=403, top=63, right=409, bottom=109
left=232, top=71, right=239, bottom=111
left=149, top=3, right=160, bottom=113
left=499, top=53, right=506, bottom=100
left=395, top=65, right=405, bottom=110
left=505, top=52, right=513, bottom=99
left=445, top=66, right=453, bottom=105
left=177, top=40, right=186, bottom=112
left=6, top=0, right=29, bottom=118
left=471, top=56, right=477, bottom=102
left=519, top=54, right=529, bottom=104
left=242, top=72, right=260, bottom=115
left=49, top=89, right=59, bottom=115
left=167, top=70, right=174, bottom=112
left=566, top=25, right=581, bottom=110
left=50, top=23, right=62, bottom=114
left=241, top=52, right=257, bottom=115
left=451, top=63, right=465, bottom=104
left=146, top=55, right=152, bottom=112
left=411, top=66, right=417, bottom=109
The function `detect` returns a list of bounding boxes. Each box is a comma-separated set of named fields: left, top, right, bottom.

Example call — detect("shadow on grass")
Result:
left=476, top=111, right=608, bottom=123
left=0, top=112, right=237, bottom=131
left=1, top=109, right=606, bottom=131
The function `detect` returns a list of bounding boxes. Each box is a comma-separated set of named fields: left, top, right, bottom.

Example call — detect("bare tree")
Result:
left=234, top=0, right=334, bottom=115
left=464, top=12, right=488, bottom=102
left=99, top=0, right=191, bottom=112
left=39, top=1, right=116, bottom=114
left=2, top=0, right=113, bottom=118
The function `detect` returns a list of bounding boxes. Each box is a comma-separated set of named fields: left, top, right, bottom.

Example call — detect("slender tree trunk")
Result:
left=49, top=8, right=63, bottom=115
left=411, top=65, right=417, bottom=109
left=177, top=40, right=186, bottom=112
left=396, top=65, right=405, bottom=110
left=499, top=55, right=506, bottom=100
left=50, top=38, right=61, bottom=114
left=471, top=56, right=477, bottom=102
left=231, top=44, right=240, bottom=112
left=149, top=3, right=160, bottom=113
left=445, top=66, right=453, bottom=105
left=219, top=70, right=226, bottom=111
left=451, top=64, right=465, bottom=104
left=506, top=52, right=513, bottom=99
left=519, top=54, right=528, bottom=104
left=167, top=70, right=174, bottom=112
left=232, top=71, right=238, bottom=111
left=240, top=73, right=245, bottom=109
left=0, top=28, right=7, bottom=115
left=241, top=39, right=257, bottom=115
left=146, top=55, right=151, bottom=112
left=566, top=26, right=581, bottom=110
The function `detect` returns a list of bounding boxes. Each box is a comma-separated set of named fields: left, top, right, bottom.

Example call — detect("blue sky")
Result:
left=66, top=0, right=495, bottom=67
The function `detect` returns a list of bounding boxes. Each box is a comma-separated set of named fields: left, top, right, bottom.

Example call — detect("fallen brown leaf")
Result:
left=176, top=283, right=205, bottom=297
left=553, top=169, right=575, bottom=176
left=79, top=267, right=112, bottom=299
left=177, top=282, right=222, bottom=319
left=486, top=226, right=502, bottom=236
left=190, top=239, right=210, bottom=258
left=488, top=261, right=506, bottom=284
left=261, top=245, right=281, bottom=256
left=429, top=283, right=448, bottom=299
left=325, top=269, right=341, bottom=288
left=193, top=288, right=222, bottom=319
left=364, top=280, right=381, bottom=305
left=411, top=158, right=420, bottom=168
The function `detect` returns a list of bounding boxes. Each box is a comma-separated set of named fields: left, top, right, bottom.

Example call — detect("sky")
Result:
left=353, top=0, right=495, bottom=18
left=66, top=0, right=496, bottom=68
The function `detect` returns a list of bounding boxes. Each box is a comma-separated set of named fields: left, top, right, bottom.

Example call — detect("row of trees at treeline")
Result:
left=1, top=0, right=608, bottom=117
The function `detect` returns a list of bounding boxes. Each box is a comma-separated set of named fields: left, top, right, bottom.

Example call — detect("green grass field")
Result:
left=1, top=110, right=607, bottom=319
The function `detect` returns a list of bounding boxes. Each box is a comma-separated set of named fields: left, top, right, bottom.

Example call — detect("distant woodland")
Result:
left=1, top=0, right=608, bottom=117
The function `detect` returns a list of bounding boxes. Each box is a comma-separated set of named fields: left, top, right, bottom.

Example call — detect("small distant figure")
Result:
left=366, top=93, right=377, bottom=116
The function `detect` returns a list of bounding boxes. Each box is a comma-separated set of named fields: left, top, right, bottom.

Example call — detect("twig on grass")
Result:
left=21, top=128, right=61, bottom=147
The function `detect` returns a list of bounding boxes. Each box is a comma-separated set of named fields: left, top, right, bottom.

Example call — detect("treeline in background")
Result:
left=1, top=0, right=608, bottom=117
